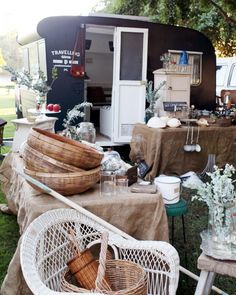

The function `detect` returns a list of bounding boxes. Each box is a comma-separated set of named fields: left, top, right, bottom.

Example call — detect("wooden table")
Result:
left=0, top=152, right=168, bottom=295
left=130, top=123, right=236, bottom=180
left=195, top=253, right=236, bottom=295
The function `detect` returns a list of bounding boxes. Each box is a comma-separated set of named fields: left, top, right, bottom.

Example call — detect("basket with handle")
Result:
left=61, top=232, right=147, bottom=294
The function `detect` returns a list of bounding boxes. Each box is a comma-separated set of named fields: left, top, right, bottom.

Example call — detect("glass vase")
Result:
left=230, top=207, right=236, bottom=254
left=209, top=204, right=233, bottom=254
left=36, top=94, right=47, bottom=115
left=78, top=122, right=96, bottom=143
left=145, top=102, right=155, bottom=123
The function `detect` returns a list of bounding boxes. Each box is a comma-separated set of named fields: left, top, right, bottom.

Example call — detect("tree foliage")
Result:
left=0, top=30, right=23, bottom=69
left=0, top=49, right=6, bottom=68
left=101, top=0, right=236, bottom=56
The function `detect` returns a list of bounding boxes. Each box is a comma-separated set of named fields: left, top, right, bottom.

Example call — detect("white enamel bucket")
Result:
left=154, top=176, right=181, bottom=204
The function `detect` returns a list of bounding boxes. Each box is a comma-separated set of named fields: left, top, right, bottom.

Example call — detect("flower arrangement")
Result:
left=191, top=164, right=236, bottom=230
left=192, top=164, right=236, bottom=206
left=62, top=102, right=93, bottom=139
left=3, top=66, right=58, bottom=96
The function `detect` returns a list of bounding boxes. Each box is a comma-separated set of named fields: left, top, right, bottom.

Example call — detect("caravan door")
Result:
left=113, top=27, right=148, bottom=143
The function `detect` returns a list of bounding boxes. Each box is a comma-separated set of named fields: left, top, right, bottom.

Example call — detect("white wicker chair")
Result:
left=20, top=208, right=179, bottom=295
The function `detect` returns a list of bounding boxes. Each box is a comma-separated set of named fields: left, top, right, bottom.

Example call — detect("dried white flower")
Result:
left=190, top=164, right=236, bottom=229
left=62, top=102, right=93, bottom=139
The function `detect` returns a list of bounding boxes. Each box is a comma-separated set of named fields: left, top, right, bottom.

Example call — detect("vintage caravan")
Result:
left=16, top=14, right=216, bottom=145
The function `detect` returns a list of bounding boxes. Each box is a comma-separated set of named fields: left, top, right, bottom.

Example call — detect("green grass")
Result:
left=0, top=191, right=19, bottom=285
left=0, top=88, right=16, bottom=139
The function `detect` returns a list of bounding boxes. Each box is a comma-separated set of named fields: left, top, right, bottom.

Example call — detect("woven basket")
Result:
left=24, top=166, right=100, bottom=195
left=23, top=143, right=83, bottom=173
left=61, top=232, right=147, bottom=294
left=27, top=128, right=103, bottom=170
left=61, top=260, right=147, bottom=295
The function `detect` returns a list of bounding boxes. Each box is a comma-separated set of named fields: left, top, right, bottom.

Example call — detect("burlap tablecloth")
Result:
left=130, top=124, right=236, bottom=180
left=0, top=152, right=168, bottom=295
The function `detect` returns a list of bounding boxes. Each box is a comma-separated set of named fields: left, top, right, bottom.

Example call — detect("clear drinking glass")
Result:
left=100, top=171, right=115, bottom=197
left=116, top=177, right=129, bottom=195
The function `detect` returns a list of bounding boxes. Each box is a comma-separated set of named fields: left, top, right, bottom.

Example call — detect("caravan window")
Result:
left=28, top=45, right=39, bottom=74
left=216, top=64, right=228, bottom=86
left=168, top=50, right=202, bottom=86
left=22, top=48, right=29, bottom=72
left=120, top=32, right=143, bottom=80
left=22, top=39, right=47, bottom=77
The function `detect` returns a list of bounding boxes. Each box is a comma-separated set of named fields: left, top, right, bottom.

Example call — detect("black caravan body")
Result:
left=17, top=14, right=216, bottom=145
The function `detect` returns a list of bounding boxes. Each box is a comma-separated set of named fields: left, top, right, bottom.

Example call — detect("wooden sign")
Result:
left=163, top=101, right=187, bottom=112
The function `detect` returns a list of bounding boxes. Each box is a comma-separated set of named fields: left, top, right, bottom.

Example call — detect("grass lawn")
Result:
left=0, top=191, right=19, bottom=284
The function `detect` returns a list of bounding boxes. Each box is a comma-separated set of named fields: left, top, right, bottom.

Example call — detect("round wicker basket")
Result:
left=24, top=166, right=101, bottom=195
left=27, top=128, right=103, bottom=170
left=23, top=143, right=83, bottom=173
left=60, top=260, right=147, bottom=295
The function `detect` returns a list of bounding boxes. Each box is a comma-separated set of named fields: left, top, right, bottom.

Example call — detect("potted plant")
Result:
left=3, top=66, right=58, bottom=112
left=145, top=80, right=166, bottom=123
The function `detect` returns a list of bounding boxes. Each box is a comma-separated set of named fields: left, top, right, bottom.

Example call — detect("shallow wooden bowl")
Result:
left=24, top=166, right=101, bottom=195
left=27, top=128, right=103, bottom=170
left=23, top=143, right=83, bottom=173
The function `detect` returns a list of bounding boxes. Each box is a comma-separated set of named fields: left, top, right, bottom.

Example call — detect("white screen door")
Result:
left=112, top=27, right=148, bottom=143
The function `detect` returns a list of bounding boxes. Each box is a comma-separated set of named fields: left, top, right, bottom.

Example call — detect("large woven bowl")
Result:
left=23, top=144, right=83, bottom=173
left=24, top=166, right=101, bottom=195
left=27, top=128, right=103, bottom=170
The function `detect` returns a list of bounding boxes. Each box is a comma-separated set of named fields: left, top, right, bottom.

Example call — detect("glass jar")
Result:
left=78, top=122, right=96, bottom=143
left=36, top=94, right=47, bottom=113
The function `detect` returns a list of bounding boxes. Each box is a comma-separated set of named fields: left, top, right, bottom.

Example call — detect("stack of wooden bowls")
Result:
left=23, top=128, right=103, bottom=195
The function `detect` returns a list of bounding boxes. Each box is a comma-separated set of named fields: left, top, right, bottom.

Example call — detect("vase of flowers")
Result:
left=62, top=102, right=93, bottom=140
left=190, top=164, right=236, bottom=252
left=4, top=66, right=58, bottom=114
left=160, top=52, right=172, bottom=69
left=36, top=94, right=47, bottom=113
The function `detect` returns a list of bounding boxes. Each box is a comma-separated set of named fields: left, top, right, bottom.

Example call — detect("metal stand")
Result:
left=199, top=154, right=216, bottom=178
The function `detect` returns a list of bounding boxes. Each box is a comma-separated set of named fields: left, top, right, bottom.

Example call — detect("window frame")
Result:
left=228, top=63, right=236, bottom=88
left=168, top=50, right=203, bottom=86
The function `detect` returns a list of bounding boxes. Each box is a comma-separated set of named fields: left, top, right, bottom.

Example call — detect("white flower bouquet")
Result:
left=191, top=164, right=236, bottom=232
left=62, top=102, right=93, bottom=139
left=192, top=164, right=236, bottom=207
